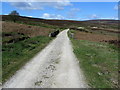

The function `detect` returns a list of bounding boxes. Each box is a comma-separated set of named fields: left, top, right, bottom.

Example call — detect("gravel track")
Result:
left=3, top=29, right=88, bottom=88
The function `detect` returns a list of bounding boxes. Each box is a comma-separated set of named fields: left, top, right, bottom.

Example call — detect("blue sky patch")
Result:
left=1, top=2, right=118, bottom=20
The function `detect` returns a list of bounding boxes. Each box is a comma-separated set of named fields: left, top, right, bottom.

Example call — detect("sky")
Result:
left=1, top=1, right=119, bottom=21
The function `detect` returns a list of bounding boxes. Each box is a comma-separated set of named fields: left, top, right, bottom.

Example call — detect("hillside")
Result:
left=1, top=15, right=119, bottom=88
left=1, top=15, right=119, bottom=53
left=2, top=20, right=55, bottom=83
left=1, top=15, right=119, bottom=29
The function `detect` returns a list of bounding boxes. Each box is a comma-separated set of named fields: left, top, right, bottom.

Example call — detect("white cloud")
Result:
left=41, top=13, right=64, bottom=19
left=4, top=13, right=8, bottom=15
left=27, top=16, right=33, bottom=17
left=114, top=5, right=118, bottom=10
left=70, top=8, right=80, bottom=11
left=3, top=0, right=71, bottom=2
left=3, top=0, right=119, bottom=2
left=114, top=5, right=120, bottom=10
left=82, top=14, right=99, bottom=20
left=6, top=0, right=72, bottom=10
left=99, top=17, right=118, bottom=20
left=67, top=8, right=80, bottom=19
left=80, top=14, right=118, bottom=20
left=10, top=2, right=45, bottom=10
left=54, top=6, right=64, bottom=10
left=94, top=14, right=118, bottom=20
left=54, top=1, right=72, bottom=10
left=41, top=13, right=50, bottom=18
left=69, top=0, right=119, bottom=2
left=78, top=17, right=118, bottom=21
left=90, top=14, right=99, bottom=19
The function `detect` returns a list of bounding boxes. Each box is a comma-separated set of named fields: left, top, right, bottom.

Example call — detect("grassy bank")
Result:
left=2, top=35, right=53, bottom=83
left=71, top=39, right=118, bottom=88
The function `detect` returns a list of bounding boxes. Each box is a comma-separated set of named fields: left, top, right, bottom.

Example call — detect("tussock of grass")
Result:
left=71, top=39, right=118, bottom=88
left=2, top=35, right=53, bottom=83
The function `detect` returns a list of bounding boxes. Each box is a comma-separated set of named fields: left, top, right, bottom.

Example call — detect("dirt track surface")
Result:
left=3, top=29, right=88, bottom=88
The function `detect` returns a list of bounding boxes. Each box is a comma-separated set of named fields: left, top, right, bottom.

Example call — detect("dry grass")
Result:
left=2, top=21, right=53, bottom=37
left=91, top=28, right=120, bottom=33
left=69, top=30, right=119, bottom=88
left=74, top=31, right=118, bottom=42
left=2, top=21, right=54, bottom=83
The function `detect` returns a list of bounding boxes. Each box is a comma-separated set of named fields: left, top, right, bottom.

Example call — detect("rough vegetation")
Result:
left=2, top=20, right=54, bottom=83
left=1, top=15, right=119, bottom=88
left=2, top=35, right=53, bottom=83
left=71, top=39, right=119, bottom=88
left=74, top=30, right=118, bottom=43
left=1, top=15, right=118, bottom=30
left=2, top=21, right=53, bottom=37
left=68, top=27, right=119, bottom=88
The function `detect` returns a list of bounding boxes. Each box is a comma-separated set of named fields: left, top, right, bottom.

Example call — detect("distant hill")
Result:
left=1, top=15, right=83, bottom=27
left=85, top=19, right=118, bottom=24
left=1, top=15, right=118, bottom=29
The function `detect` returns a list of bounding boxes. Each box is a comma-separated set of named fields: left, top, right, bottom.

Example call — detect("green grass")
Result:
left=2, top=35, right=53, bottom=83
left=71, top=39, right=118, bottom=88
